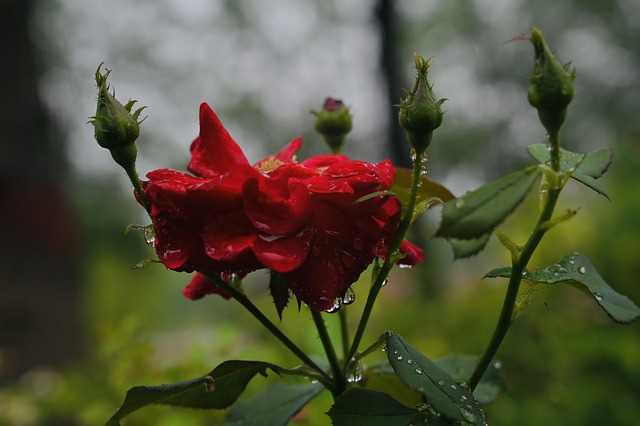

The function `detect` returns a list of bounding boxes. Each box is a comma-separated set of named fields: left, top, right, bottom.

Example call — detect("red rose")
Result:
left=143, top=103, right=423, bottom=311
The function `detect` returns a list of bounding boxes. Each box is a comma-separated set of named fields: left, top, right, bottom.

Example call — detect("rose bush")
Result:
left=143, top=103, right=422, bottom=311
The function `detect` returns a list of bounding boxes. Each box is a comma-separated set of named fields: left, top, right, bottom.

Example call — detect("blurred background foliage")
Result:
left=1, top=0, right=639, bottom=424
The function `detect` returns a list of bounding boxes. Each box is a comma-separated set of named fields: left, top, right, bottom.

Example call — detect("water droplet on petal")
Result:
left=342, top=287, right=356, bottom=305
left=311, top=246, right=321, bottom=257
left=578, top=266, right=587, bottom=274
left=352, top=234, right=365, bottom=251
left=341, top=251, right=356, bottom=268
left=325, top=297, right=343, bottom=313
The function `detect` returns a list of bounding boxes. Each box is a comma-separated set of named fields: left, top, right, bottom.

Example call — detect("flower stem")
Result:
left=312, top=310, right=346, bottom=397
left=344, top=151, right=424, bottom=365
left=339, top=308, right=350, bottom=359
left=200, top=272, right=332, bottom=384
left=468, top=131, right=562, bottom=390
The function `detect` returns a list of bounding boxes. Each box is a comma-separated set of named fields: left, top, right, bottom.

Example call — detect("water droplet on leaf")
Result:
left=455, top=200, right=465, bottom=209
left=415, top=368, right=423, bottom=375
left=593, top=292, right=603, bottom=301
left=578, top=266, right=587, bottom=274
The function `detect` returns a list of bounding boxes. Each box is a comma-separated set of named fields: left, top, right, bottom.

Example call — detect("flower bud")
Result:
left=526, top=28, right=575, bottom=136
left=311, top=98, right=352, bottom=154
left=89, top=63, right=146, bottom=171
left=398, top=55, right=446, bottom=154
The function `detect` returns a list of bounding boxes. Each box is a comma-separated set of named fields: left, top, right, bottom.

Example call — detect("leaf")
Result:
left=436, top=166, right=541, bottom=240
left=434, top=354, right=504, bottom=405
left=223, top=383, right=323, bottom=426
left=447, top=234, right=492, bottom=259
left=106, top=360, right=279, bottom=426
left=269, top=271, right=290, bottom=320
left=527, top=144, right=613, bottom=199
left=327, top=388, right=420, bottom=426
left=485, top=253, right=640, bottom=324
left=384, top=331, right=487, bottom=424
left=392, top=167, right=455, bottom=211
left=365, top=363, right=424, bottom=408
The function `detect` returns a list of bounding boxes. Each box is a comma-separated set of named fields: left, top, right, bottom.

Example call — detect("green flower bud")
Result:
left=398, top=55, right=446, bottom=154
left=89, top=63, right=146, bottom=171
left=526, top=28, right=575, bottom=136
left=311, top=98, right=352, bottom=154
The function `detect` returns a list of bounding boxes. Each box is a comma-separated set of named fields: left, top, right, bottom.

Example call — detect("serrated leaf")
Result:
left=485, top=253, right=640, bottom=324
left=327, top=388, right=420, bottom=426
left=447, top=234, right=492, bottom=259
left=392, top=167, right=455, bottom=212
left=527, top=144, right=612, bottom=199
left=106, top=361, right=279, bottom=426
left=433, top=354, right=504, bottom=405
left=223, top=383, right=323, bottom=426
left=384, top=332, right=486, bottom=424
left=436, top=166, right=541, bottom=240
left=269, top=271, right=290, bottom=320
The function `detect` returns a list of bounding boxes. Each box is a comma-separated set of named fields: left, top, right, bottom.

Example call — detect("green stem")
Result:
left=344, top=152, right=424, bottom=365
left=339, top=308, right=350, bottom=360
left=312, top=310, right=346, bottom=397
left=468, top=131, right=562, bottom=390
left=200, top=272, right=332, bottom=384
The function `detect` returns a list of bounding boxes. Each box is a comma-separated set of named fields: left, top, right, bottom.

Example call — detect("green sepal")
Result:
left=485, top=253, right=640, bottom=324
left=106, top=360, right=281, bottom=425
left=527, top=143, right=612, bottom=199
left=447, top=234, right=492, bottom=259
left=269, top=271, right=290, bottom=320
left=436, top=166, right=542, bottom=240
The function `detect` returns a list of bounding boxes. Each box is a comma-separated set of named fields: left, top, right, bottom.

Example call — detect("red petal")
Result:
left=253, top=229, right=312, bottom=273
left=187, top=103, right=250, bottom=178
left=203, top=210, right=257, bottom=262
left=183, top=272, right=231, bottom=300
left=399, top=240, right=424, bottom=266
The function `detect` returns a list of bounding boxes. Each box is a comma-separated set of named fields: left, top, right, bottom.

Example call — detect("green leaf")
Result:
left=223, top=383, right=323, bottom=426
left=384, top=331, right=487, bottom=424
left=527, top=144, right=613, bottom=199
left=365, top=363, right=424, bottom=408
left=327, top=388, right=420, bottom=426
left=485, top=253, right=640, bottom=324
left=106, top=361, right=279, bottom=426
left=436, top=166, right=541, bottom=240
left=434, top=354, right=504, bottom=405
left=447, top=234, right=492, bottom=259
left=392, top=167, right=455, bottom=211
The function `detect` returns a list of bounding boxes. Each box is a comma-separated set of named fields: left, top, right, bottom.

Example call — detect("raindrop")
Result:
left=381, top=344, right=387, bottom=352
left=415, top=368, right=423, bottom=375
left=410, top=149, right=417, bottom=161
left=397, top=354, right=404, bottom=361
left=311, top=246, right=321, bottom=257
left=593, top=292, right=603, bottom=301
left=450, top=384, right=457, bottom=390
left=342, top=287, right=356, bottom=305
left=460, top=408, right=477, bottom=423
left=416, top=403, right=428, bottom=412
left=352, top=234, right=365, bottom=251
left=347, top=359, right=363, bottom=383
left=493, top=361, right=502, bottom=369
left=568, top=259, right=575, bottom=265
left=398, top=263, right=413, bottom=269
left=461, top=395, right=468, bottom=401
left=437, top=380, right=446, bottom=386
left=407, top=359, right=413, bottom=364
left=325, top=297, right=342, bottom=313
left=341, top=252, right=356, bottom=268
left=381, top=277, right=389, bottom=287
left=578, top=266, right=587, bottom=274
left=455, top=200, right=465, bottom=209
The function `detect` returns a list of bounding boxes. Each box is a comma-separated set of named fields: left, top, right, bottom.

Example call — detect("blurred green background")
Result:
left=1, top=0, right=639, bottom=425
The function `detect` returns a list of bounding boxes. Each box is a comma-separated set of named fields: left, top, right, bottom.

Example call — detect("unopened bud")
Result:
left=311, top=98, right=352, bottom=154
left=526, top=28, right=575, bottom=136
left=398, top=55, right=446, bottom=154
left=89, top=63, right=146, bottom=171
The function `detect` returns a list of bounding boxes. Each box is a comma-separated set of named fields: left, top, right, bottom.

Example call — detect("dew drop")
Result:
left=460, top=408, right=477, bottom=423
left=325, top=297, right=342, bottom=313
left=461, top=395, right=468, bottom=401
left=593, top=292, right=603, bottom=301
left=578, top=266, right=587, bottom=274
left=450, top=384, right=457, bottom=390
left=455, top=200, right=465, bottom=209
left=410, top=148, right=417, bottom=161
left=381, top=277, right=389, bottom=287
left=438, top=380, right=446, bottom=386
left=493, top=361, right=502, bottom=369
left=311, top=246, right=321, bottom=257
left=568, top=259, right=575, bottom=265
left=407, top=359, right=413, bottom=364
left=352, top=234, right=365, bottom=251
left=415, top=368, right=423, bottom=375
left=347, top=359, right=363, bottom=383
left=341, top=251, right=356, bottom=268
left=342, top=287, right=356, bottom=305
left=397, top=354, right=404, bottom=361
left=398, top=263, right=413, bottom=269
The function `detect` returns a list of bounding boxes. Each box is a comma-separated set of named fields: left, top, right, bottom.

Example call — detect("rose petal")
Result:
left=183, top=272, right=231, bottom=300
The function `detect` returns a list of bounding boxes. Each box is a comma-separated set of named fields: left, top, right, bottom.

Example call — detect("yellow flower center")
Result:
left=255, top=155, right=297, bottom=173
